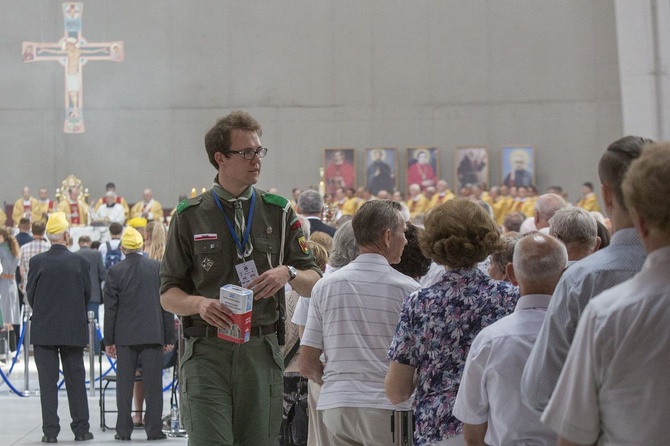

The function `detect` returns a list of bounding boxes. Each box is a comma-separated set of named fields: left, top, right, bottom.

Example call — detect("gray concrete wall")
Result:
left=0, top=0, right=621, bottom=208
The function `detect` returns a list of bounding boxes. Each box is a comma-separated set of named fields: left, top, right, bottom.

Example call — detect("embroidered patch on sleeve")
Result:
left=298, top=236, right=310, bottom=255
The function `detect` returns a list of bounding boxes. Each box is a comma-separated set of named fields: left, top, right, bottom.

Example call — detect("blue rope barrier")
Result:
left=0, top=365, right=26, bottom=396
left=2, top=318, right=175, bottom=396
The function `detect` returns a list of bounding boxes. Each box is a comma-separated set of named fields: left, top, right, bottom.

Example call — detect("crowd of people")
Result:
left=1, top=109, right=669, bottom=446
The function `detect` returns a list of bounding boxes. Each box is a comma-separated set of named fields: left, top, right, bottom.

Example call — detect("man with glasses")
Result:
left=160, top=110, right=321, bottom=446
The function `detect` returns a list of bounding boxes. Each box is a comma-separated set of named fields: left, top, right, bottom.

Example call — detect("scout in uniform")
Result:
left=160, top=111, right=321, bottom=446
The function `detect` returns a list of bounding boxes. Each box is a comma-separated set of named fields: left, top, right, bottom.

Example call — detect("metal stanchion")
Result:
left=392, top=410, right=414, bottom=446
left=23, top=308, right=38, bottom=396
left=87, top=311, right=96, bottom=397
left=166, top=317, right=187, bottom=438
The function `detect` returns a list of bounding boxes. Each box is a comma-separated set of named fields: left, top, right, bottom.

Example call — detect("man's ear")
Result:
left=505, top=262, right=519, bottom=286
left=601, top=183, right=613, bottom=209
left=384, top=228, right=392, bottom=247
left=214, top=151, right=227, bottom=167
left=632, top=209, right=649, bottom=241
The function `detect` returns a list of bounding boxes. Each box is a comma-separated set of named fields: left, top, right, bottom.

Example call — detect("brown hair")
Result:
left=204, top=110, right=262, bottom=169
left=145, top=221, right=167, bottom=261
left=623, top=142, right=670, bottom=232
left=0, top=227, right=20, bottom=257
left=309, top=231, right=333, bottom=253
left=420, top=198, right=503, bottom=268
left=598, top=135, right=653, bottom=211
left=306, top=240, right=329, bottom=272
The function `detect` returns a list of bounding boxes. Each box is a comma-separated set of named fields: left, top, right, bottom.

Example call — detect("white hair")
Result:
left=549, top=206, right=598, bottom=250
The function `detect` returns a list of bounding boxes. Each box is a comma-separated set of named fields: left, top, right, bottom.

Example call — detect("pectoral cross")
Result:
left=22, top=3, right=124, bottom=133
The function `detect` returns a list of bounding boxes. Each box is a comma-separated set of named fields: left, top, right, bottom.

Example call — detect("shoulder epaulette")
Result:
left=261, top=193, right=290, bottom=209
left=176, top=196, right=202, bottom=214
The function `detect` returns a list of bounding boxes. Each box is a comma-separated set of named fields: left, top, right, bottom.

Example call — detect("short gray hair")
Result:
left=297, top=190, right=323, bottom=215
left=329, top=221, right=359, bottom=268
left=352, top=200, right=403, bottom=247
left=47, top=231, right=68, bottom=243
left=534, top=193, right=567, bottom=221
left=513, top=233, right=568, bottom=290
left=549, top=207, right=598, bottom=250
left=490, top=232, right=522, bottom=277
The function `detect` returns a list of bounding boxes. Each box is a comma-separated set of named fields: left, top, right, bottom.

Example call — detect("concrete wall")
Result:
left=0, top=0, right=622, bottom=207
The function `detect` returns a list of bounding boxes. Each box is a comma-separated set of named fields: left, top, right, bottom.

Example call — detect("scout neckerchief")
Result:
left=213, top=184, right=255, bottom=259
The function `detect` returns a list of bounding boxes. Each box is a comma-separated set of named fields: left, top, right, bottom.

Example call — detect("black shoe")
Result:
left=114, top=434, right=131, bottom=441
left=148, top=433, right=167, bottom=440
left=41, top=436, right=57, bottom=443
left=74, top=432, right=94, bottom=441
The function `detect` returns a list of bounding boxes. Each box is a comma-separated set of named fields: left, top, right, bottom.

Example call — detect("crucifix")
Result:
left=22, top=2, right=124, bottom=133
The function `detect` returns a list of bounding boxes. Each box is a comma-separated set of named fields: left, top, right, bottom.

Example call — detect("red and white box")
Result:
left=217, top=284, right=254, bottom=344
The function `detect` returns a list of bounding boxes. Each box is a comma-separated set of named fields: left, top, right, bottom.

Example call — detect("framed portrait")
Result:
left=455, top=147, right=489, bottom=190
left=502, top=146, right=535, bottom=188
left=406, top=147, right=438, bottom=191
left=365, top=148, right=398, bottom=196
left=323, top=148, right=356, bottom=195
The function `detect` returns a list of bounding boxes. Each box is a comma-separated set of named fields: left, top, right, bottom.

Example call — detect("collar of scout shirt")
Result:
left=212, top=183, right=253, bottom=202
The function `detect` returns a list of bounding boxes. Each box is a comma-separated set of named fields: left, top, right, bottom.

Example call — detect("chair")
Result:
left=98, top=340, right=142, bottom=431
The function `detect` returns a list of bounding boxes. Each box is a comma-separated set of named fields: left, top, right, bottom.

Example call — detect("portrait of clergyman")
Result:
left=365, top=148, right=397, bottom=196
left=324, top=148, right=356, bottom=195
left=456, top=147, right=489, bottom=190
left=406, top=147, right=438, bottom=191
left=502, top=146, right=535, bottom=188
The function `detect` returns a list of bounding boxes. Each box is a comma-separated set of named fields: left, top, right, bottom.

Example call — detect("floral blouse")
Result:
left=387, top=266, right=519, bottom=446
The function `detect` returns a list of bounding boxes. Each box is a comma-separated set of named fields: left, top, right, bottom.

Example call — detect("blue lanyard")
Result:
left=212, top=189, right=255, bottom=258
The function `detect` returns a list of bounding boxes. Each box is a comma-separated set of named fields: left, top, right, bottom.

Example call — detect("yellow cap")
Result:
left=46, top=211, right=69, bottom=234
left=121, top=226, right=144, bottom=250
left=127, top=217, right=148, bottom=228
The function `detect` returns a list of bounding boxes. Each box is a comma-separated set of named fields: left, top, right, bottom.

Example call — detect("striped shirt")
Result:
left=521, top=228, right=647, bottom=417
left=302, top=253, right=420, bottom=411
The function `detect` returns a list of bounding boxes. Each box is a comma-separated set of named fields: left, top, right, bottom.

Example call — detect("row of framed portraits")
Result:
left=323, top=146, right=536, bottom=195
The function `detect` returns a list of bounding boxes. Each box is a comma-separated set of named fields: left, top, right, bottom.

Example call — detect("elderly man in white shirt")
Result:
left=299, top=199, right=420, bottom=445
left=542, top=142, right=670, bottom=445
left=93, top=191, right=126, bottom=225
left=453, top=233, right=567, bottom=446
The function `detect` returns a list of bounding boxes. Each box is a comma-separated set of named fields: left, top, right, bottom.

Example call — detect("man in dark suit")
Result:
left=297, top=190, right=336, bottom=237
left=26, top=212, right=93, bottom=443
left=104, top=226, right=175, bottom=441
left=75, top=235, right=105, bottom=354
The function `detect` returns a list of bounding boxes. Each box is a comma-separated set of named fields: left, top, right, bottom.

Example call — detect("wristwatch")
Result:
left=286, top=265, right=298, bottom=282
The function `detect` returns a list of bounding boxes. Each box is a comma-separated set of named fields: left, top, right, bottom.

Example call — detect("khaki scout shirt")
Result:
left=160, top=186, right=320, bottom=327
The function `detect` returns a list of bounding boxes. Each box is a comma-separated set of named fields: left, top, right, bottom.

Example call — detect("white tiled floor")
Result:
left=0, top=350, right=188, bottom=445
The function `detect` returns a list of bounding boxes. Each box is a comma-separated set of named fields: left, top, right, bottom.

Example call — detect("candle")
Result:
left=191, top=188, right=196, bottom=198
left=201, top=188, right=206, bottom=194
left=319, top=167, right=326, bottom=195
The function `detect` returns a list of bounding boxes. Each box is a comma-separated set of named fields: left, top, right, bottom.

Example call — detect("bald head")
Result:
left=509, top=233, right=568, bottom=295
left=534, top=193, right=568, bottom=229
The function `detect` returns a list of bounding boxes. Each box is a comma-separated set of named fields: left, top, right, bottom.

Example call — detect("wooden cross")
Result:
left=22, top=3, right=124, bottom=134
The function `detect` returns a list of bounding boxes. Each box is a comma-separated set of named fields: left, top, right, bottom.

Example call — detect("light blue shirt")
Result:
left=520, top=228, right=646, bottom=416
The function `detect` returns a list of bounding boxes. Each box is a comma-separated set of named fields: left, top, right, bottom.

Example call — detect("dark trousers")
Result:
left=33, top=345, right=90, bottom=438
left=116, top=345, right=163, bottom=438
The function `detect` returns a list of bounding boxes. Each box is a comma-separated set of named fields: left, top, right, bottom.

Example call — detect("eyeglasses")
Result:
left=227, top=147, right=268, bottom=160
